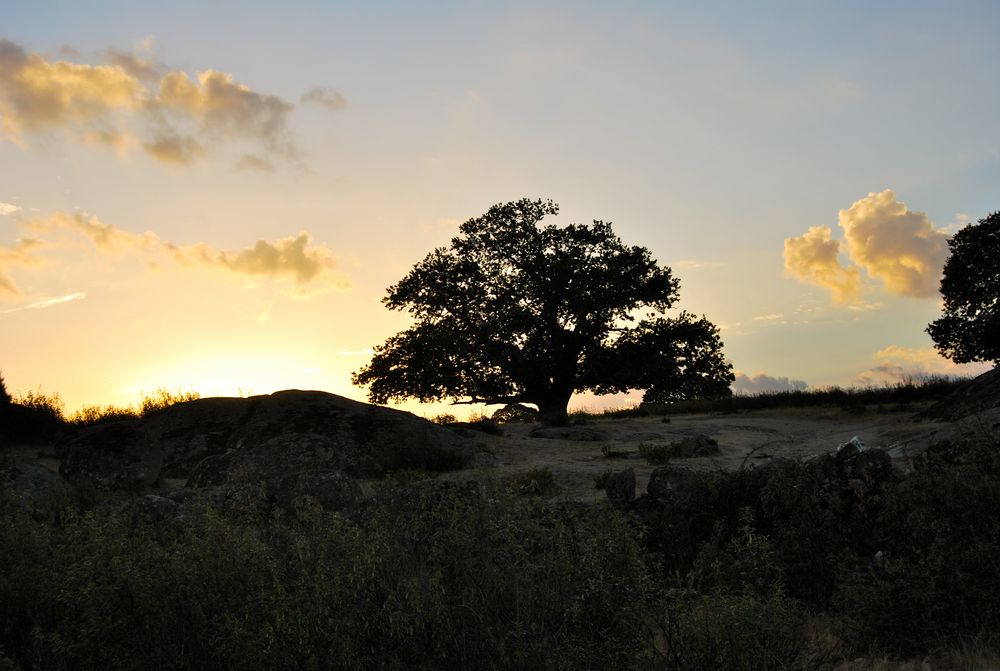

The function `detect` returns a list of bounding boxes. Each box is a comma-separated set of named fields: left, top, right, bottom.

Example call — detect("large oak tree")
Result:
left=352, top=198, right=733, bottom=424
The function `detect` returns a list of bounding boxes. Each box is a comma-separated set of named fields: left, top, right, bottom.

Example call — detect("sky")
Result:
left=1, top=1, right=997, bottom=417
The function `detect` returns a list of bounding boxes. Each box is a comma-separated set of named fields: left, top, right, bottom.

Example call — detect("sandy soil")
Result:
left=7, top=403, right=997, bottom=504
left=445, top=404, right=1000, bottom=501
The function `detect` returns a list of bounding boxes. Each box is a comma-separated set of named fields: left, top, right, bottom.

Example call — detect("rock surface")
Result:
left=59, top=421, right=163, bottom=491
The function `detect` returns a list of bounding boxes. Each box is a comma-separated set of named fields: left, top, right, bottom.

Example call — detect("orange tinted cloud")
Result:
left=0, top=238, right=45, bottom=295
left=0, top=39, right=304, bottom=168
left=784, top=190, right=950, bottom=303
left=15, top=212, right=346, bottom=293
left=838, top=190, right=949, bottom=298
left=855, top=345, right=990, bottom=385
left=168, top=232, right=346, bottom=288
left=782, top=225, right=862, bottom=303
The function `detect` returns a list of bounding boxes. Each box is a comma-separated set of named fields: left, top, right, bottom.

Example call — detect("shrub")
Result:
left=501, top=467, right=557, bottom=496
left=491, top=403, right=539, bottom=423
left=658, top=591, right=816, bottom=671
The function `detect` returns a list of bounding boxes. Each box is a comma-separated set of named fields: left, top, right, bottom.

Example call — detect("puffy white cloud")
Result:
left=838, top=190, right=949, bottom=298
left=732, top=372, right=808, bottom=395
left=783, top=225, right=862, bottom=303
left=855, top=345, right=990, bottom=386
left=784, top=190, right=950, bottom=303
left=0, top=39, right=309, bottom=168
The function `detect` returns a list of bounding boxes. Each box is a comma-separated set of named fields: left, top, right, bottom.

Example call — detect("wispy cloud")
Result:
left=0, top=202, right=20, bottom=216
left=752, top=313, right=784, bottom=321
left=301, top=87, right=348, bottom=112
left=0, top=237, right=45, bottom=295
left=11, top=211, right=348, bottom=295
left=855, top=345, right=990, bottom=385
left=2, top=291, right=86, bottom=314
left=783, top=190, right=950, bottom=304
left=0, top=38, right=318, bottom=169
left=672, top=259, right=725, bottom=270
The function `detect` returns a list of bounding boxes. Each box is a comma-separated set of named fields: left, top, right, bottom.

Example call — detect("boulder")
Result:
left=142, top=397, right=251, bottom=477
left=604, top=468, right=636, bottom=507
left=646, top=465, right=696, bottom=500
left=227, top=391, right=473, bottom=475
left=671, top=434, right=720, bottom=457
left=59, top=421, right=162, bottom=491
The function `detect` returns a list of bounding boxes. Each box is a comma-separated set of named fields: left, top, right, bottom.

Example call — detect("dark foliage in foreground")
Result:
left=2, top=433, right=999, bottom=668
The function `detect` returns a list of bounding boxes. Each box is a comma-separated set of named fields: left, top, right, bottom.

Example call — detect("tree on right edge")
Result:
left=927, top=211, right=1000, bottom=366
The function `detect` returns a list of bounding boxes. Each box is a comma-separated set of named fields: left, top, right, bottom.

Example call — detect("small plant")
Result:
left=639, top=442, right=674, bottom=464
left=430, top=412, right=458, bottom=425
left=594, top=469, right=614, bottom=490
left=504, top=468, right=557, bottom=496
left=601, top=444, right=630, bottom=459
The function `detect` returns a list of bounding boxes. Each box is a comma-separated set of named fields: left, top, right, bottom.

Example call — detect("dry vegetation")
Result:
left=1, top=375, right=999, bottom=669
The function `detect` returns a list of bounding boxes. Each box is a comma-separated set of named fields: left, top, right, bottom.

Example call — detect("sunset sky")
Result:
left=1, top=1, right=997, bottom=417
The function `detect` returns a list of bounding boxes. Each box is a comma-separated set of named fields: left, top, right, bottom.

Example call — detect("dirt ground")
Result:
left=446, top=403, right=1000, bottom=502
left=6, top=402, right=998, bottom=505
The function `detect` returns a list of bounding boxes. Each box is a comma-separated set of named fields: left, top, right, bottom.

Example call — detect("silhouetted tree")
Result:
left=353, top=198, right=733, bottom=424
left=0, top=371, right=10, bottom=406
left=927, top=211, right=1000, bottom=365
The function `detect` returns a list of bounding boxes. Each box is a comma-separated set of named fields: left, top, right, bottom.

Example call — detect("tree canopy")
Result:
left=352, top=198, right=733, bottom=424
left=927, top=211, right=1000, bottom=365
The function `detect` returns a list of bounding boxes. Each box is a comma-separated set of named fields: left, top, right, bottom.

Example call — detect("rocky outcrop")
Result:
left=59, top=421, right=163, bottom=491
left=921, top=367, right=1000, bottom=420
left=52, top=391, right=475, bottom=496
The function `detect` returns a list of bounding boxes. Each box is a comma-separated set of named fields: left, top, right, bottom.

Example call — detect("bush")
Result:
left=491, top=403, right=539, bottom=424
left=658, top=591, right=816, bottom=671
left=0, top=484, right=658, bottom=670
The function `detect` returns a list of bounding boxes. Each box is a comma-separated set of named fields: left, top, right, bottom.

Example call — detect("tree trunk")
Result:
left=535, top=390, right=573, bottom=426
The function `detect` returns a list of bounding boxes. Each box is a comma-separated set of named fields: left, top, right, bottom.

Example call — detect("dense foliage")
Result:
left=353, top=198, right=732, bottom=424
left=927, top=211, right=1000, bottom=364
left=2, top=432, right=1000, bottom=668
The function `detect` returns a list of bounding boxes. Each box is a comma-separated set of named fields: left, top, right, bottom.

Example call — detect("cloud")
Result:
left=752, top=313, right=784, bottom=321
left=149, top=69, right=298, bottom=164
left=783, top=225, right=862, bottom=303
left=855, top=345, right=991, bottom=386
left=783, top=190, right=950, bottom=303
left=301, top=87, right=348, bottom=111
left=1, top=290, right=86, bottom=314
left=672, top=259, right=725, bottom=270
left=14, top=211, right=347, bottom=293
left=168, top=232, right=345, bottom=286
left=26, top=211, right=160, bottom=251
left=838, top=190, right=949, bottom=298
left=0, top=38, right=141, bottom=143
left=0, top=39, right=309, bottom=168
left=0, top=238, right=46, bottom=295
left=0, top=202, right=21, bottom=216
left=732, top=372, right=808, bottom=395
